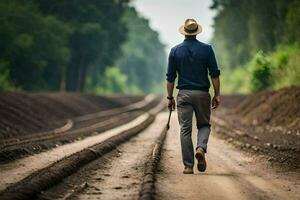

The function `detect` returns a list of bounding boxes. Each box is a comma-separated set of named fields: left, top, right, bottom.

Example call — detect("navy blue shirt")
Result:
left=166, top=38, right=220, bottom=92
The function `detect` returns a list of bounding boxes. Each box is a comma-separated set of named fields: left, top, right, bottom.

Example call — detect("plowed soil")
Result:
left=0, top=92, right=143, bottom=139
left=236, top=86, right=300, bottom=130
left=213, top=86, right=300, bottom=169
left=37, top=112, right=167, bottom=200
left=0, top=88, right=299, bottom=200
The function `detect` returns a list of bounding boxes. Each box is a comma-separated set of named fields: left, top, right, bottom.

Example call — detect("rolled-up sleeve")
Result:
left=166, top=48, right=177, bottom=82
left=207, top=45, right=220, bottom=78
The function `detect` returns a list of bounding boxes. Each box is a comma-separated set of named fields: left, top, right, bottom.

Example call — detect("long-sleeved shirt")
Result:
left=166, top=38, right=220, bottom=92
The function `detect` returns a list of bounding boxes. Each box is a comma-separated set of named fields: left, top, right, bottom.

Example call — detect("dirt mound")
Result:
left=235, top=86, right=300, bottom=130
left=220, top=95, right=246, bottom=109
left=0, top=92, right=143, bottom=139
left=213, top=87, right=300, bottom=169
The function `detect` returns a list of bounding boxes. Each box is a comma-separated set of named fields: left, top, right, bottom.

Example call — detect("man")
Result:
left=166, top=19, right=221, bottom=174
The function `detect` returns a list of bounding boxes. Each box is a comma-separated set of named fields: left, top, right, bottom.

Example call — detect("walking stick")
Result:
left=166, top=109, right=172, bottom=130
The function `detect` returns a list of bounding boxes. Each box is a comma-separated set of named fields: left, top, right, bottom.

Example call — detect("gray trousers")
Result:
left=177, top=90, right=211, bottom=167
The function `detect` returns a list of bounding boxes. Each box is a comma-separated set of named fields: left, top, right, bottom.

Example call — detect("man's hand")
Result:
left=211, top=77, right=220, bottom=109
left=168, top=99, right=176, bottom=111
left=211, top=95, right=220, bottom=109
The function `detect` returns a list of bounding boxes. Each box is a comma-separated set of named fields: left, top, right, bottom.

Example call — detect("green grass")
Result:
left=220, top=44, right=300, bottom=94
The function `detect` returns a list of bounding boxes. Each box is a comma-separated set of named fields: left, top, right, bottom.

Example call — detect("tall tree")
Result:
left=0, top=1, right=71, bottom=90
left=36, top=0, right=129, bottom=91
left=115, top=7, right=166, bottom=92
left=211, top=0, right=250, bottom=68
left=211, top=0, right=299, bottom=69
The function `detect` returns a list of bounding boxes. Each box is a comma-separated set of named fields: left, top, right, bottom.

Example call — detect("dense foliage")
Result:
left=116, top=7, right=166, bottom=93
left=211, top=0, right=300, bottom=93
left=0, top=0, right=166, bottom=93
left=0, top=1, right=71, bottom=90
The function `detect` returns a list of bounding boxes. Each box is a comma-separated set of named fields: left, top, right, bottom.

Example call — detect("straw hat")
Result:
left=179, top=19, right=202, bottom=36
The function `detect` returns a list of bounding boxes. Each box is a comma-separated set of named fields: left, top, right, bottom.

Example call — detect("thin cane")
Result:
left=166, top=109, right=172, bottom=130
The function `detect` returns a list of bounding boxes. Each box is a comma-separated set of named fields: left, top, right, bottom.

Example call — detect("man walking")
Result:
left=166, top=19, right=221, bottom=174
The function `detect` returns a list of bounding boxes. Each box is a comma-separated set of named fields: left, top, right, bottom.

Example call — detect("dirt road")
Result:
left=1, top=94, right=299, bottom=199
left=157, top=112, right=300, bottom=200
left=37, top=112, right=167, bottom=200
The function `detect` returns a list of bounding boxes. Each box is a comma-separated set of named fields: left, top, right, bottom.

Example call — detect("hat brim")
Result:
left=179, top=24, right=202, bottom=36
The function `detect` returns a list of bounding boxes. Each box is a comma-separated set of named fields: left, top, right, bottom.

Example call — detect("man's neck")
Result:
left=184, top=36, right=197, bottom=41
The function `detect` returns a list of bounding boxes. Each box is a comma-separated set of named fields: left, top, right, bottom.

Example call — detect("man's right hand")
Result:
left=168, top=99, right=176, bottom=111
left=211, top=95, right=221, bottom=109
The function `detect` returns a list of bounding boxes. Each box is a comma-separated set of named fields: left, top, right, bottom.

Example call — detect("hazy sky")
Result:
left=133, top=0, right=216, bottom=52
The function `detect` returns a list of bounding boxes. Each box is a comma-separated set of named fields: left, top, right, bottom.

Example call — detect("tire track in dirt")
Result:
left=0, top=95, right=159, bottom=162
left=37, top=112, right=168, bottom=200
left=0, top=100, right=164, bottom=195
left=0, top=93, right=144, bottom=139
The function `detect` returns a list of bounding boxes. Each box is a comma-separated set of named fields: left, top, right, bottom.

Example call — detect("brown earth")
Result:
left=32, top=109, right=300, bottom=200
left=0, top=87, right=299, bottom=199
left=0, top=92, right=144, bottom=140
left=36, top=112, right=167, bottom=200
left=235, top=86, right=300, bottom=130
left=213, top=86, right=300, bottom=169
left=157, top=112, right=300, bottom=200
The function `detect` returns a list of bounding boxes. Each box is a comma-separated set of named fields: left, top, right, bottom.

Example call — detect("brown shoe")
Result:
left=183, top=166, right=194, bottom=174
left=195, top=147, right=206, bottom=172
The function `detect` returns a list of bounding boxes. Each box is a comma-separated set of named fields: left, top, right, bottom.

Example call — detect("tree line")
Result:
left=211, top=0, right=300, bottom=93
left=0, top=0, right=166, bottom=93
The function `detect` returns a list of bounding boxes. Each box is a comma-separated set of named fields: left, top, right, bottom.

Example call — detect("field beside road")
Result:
left=0, top=87, right=299, bottom=200
left=213, top=87, right=300, bottom=169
